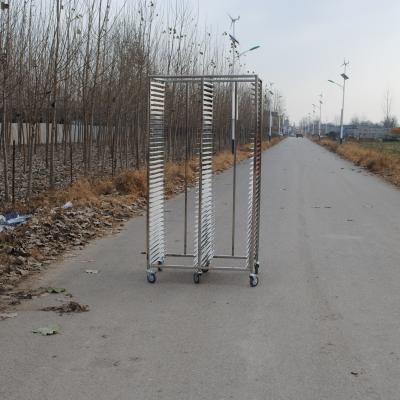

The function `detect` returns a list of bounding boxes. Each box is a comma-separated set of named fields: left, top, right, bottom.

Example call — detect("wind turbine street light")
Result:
left=228, top=14, right=260, bottom=152
left=229, top=16, right=240, bottom=155
left=239, top=45, right=260, bottom=57
left=329, top=59, right=349, bottom=144
left=328, top=79, right=342, bottom=88
left=312, top=104, right=316, bottom=137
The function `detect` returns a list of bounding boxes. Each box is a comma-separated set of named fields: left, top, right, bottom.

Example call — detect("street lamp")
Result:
left=329, top=60, right=349, bottom=144
left=239, top=45, right=260, bottom=57
left=229, top=26, right=260, bottom=152
left=318, top=93, right=323, bottom=140
left=267, top=82, right=274, bottom=141
left=274, top=95, right=283, bottom=135
left=228, top=14, right=260, bottom=257
left=279, top=109, right=286, bottom=135
left=312, top=104, right=316, bottom=137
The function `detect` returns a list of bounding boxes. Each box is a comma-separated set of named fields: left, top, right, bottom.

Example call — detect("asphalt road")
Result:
left=2, top=137, right=400, bottom=400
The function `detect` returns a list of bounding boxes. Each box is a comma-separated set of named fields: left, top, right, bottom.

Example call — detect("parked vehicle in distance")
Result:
left=296, top=133, right=303, bottom=138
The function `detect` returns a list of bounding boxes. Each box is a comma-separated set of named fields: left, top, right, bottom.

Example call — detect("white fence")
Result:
left=3, top=122, right=102, bottom=145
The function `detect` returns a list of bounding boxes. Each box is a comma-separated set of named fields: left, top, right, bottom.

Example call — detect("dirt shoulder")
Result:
left=316, top=138, right=400, bottom=187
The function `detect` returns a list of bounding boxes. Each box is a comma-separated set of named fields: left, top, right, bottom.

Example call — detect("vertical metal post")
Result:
left=340, top=79, right=346, bottom=144
left=231, top=82, right=237, bottom=256
left=269, top=106, right=272, bottom=141
left=250, top=77, right=258, bottom=272
left=312, top=105, right=316, bottom=137
left=318, top=94, right=323, bottom=140
left=184, top=83, right=189, bottom=254
left=278, top=113, right=281, bottom=136
left=255, top=78, right=263, bottom=264
left=318, top=104, right=322, bottom=140
left=231, top=22, right=236, bottom=154
left=197, top=82, right=203, bottom=272
left=146, top=80, right=151, bottom=269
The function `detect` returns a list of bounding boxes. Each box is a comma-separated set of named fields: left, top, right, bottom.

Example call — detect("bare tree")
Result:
left=383, top=88, right=398, bottom=128
left=0, top=0, right=278, bottom=206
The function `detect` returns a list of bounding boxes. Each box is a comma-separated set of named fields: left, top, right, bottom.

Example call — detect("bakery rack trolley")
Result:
left=146, top=74, right=262, bottom=287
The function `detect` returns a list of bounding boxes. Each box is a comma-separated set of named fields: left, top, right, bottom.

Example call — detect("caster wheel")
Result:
left=250, top=275, right=259, bottom=287
left=147, top=272, right=156, bottom=284
left=193, top=272, right=201, bottom=284
left=202, top=261, right=210, bottom=273
left=254, top=262, right=259, bottom=275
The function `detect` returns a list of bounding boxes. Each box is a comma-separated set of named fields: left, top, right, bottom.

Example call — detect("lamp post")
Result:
left=318, top=93, right=323, bottom=140
left=278, top=110, right=284, bottom=136
left=230, top=43, right=260, bottom=151
left=328, top=60, right=349, bottom=144
left=228, top=16, right=260, bottom=153
left=312, top=104, right=316, bottom=137
left=267, top=82, right=274, bottom=141
left=228, top=14, right=260, bottom=257
left=276, top=94, right=282, bottom=137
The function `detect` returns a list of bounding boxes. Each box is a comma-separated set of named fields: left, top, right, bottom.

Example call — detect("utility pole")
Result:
left=278, top=113, right=281, bottom=135
left=312, top=104, right=316, bottom=137
left=268, top=82, right=273, bottom=141
left=228, top=14, right=239, bottom=257
left=229, top=14, right=240, bottom=154
left=318, top=93, right=323, bottom=140
left=339, top=60, right=349, bottom=144
left=328, top=59, right=349, bottom=144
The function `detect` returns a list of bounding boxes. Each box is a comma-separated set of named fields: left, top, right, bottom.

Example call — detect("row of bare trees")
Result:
left=0, top=0, right=282, bottom=204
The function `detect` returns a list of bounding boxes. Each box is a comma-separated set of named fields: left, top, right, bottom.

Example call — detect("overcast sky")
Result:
left=184, top=0, right=400, bottom=124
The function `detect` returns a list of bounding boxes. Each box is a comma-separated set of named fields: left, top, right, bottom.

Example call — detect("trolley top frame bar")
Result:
left=150, top=74, right=261, bottom=84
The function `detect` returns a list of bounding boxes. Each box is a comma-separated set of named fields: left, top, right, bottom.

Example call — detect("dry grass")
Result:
left=14, top=137, right=284, bottom=212
left=319, top=138, right=400, bottom=186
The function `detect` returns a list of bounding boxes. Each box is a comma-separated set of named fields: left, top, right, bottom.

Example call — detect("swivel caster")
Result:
left=202, top=261, right=210, bottom=273
left=193, top=272, right=201, bottom=284
left=249, top=274, right=259, bottom=287
left=147, top=272, right=156, bottom=284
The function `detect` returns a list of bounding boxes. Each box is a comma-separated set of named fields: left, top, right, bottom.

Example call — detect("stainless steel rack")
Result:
left=146, top=75, right=262, bottom=286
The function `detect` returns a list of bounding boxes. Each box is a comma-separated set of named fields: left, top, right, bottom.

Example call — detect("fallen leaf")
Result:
left=41, top=301, right=89, bottom=314
left=32, top=325, right=60, bottom=336
left=85, top=269, right=98, bottom=274
left=47, top=287, right=66, bottom=294
left=0, top=312, right=18, bottom=321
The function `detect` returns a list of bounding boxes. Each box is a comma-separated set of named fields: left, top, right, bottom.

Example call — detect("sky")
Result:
left=184, top=0, right=400, bottom=124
